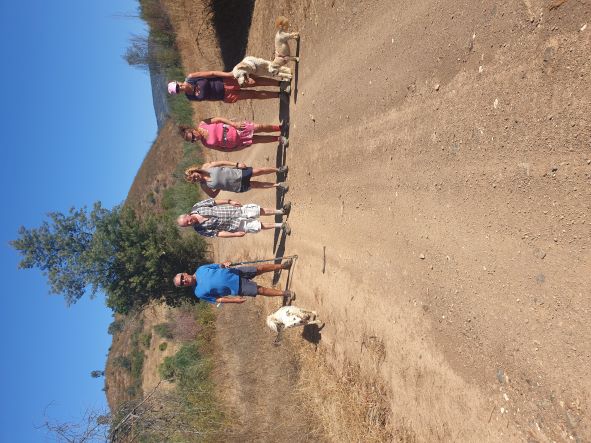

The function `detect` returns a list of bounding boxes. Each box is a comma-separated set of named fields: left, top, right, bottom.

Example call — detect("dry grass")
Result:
left=292, top=339, right=396, bottom=443
left=125, top=120, right=184, bottom=211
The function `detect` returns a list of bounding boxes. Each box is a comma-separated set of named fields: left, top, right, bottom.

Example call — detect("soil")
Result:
left=158, top=0, right=591, bottom=441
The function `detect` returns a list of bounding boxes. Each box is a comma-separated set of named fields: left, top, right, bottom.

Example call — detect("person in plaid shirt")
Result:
left=177, top=197, right=291, bottom=238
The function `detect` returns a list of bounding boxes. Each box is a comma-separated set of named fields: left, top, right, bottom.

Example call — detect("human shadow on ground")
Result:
left=273, top=231, right=290, bottom=287
left=293, top=38, right=301, bottom=103
left=209, top=0, right=255, bottom=70
left=273, top=95, right=291, bottom=252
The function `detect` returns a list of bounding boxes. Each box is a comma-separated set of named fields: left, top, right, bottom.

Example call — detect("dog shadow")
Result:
left=302, top=323, right=324, bottom=345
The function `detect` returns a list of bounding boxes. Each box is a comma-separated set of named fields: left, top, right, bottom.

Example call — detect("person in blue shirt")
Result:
left=173, top=259, right=295, bottom=305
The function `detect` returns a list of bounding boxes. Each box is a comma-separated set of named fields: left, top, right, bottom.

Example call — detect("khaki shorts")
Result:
left=240, top=204, right=261, bottom=218
left=238, top=219, right=262, bottom=233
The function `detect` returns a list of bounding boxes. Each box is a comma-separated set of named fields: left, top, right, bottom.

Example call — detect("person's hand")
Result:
left=246, top=78, right=255, bottom=86
left=220, top=261, right=232, bottom=268
left=235, top=231, right=246, bottom=237
left=237, top=162, right=247, bottom=169
left=228, top=199, right=242, bottom=207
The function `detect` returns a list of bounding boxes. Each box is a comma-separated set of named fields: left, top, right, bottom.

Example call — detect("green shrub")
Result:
left=126, top=386, right=138, bottom=397
left=158, top=342, right=202, bottom=382
left=130, top=348, right=145, bottom=381
left=140, top=333, right=152, bottom=348
left=108, top=319, right=125, bottom=335
left=154, top=322, right=174, bottom=339
left=113, top=356, right=131, bottom=371
left=159, top=356, right=176, bottom=381
left=159, top=342, right=168, bottom=351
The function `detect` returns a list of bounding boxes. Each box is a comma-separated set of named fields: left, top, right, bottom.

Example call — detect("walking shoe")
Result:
left=278, top=165, right=289, bottom=174
left=284, top=290, right=296, bottom=303
left=282, top=258, right=293, bottom=270
left=279, top=136, right=289, bottom=147
left=282, top=201, right=292, bottom=217
left=281, top=222, right=292, bottom=235
left=277, top=182, right=289, bottom=193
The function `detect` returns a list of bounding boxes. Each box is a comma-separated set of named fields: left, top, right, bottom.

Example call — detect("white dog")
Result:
left=272, top=16, right=300, bottom=69
left=267, top=306, right=323, bottom=343
left=232, top=56, right=292, bottom=87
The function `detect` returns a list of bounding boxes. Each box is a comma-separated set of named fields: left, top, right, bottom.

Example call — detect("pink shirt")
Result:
left=198, top=122, right=239, bottom=148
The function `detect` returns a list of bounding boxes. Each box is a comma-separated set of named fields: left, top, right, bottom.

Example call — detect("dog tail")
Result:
left=275, top=16, right=289, bottom=31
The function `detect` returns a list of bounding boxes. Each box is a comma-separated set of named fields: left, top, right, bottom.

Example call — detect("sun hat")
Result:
left=168, top=81, right=178, bottom=95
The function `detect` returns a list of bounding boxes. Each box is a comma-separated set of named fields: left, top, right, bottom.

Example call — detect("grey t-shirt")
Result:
left=206, top=167, right=242, bottom=192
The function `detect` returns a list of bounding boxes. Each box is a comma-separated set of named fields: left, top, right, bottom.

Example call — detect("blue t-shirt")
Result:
left=194, top=264, right=240, bottom=304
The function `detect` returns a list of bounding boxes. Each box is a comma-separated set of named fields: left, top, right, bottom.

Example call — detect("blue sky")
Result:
left=0, top=1, right=157, bottom=441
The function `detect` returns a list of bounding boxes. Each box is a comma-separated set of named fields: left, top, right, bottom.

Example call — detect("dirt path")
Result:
left=206, top=0, right=591, bottom=440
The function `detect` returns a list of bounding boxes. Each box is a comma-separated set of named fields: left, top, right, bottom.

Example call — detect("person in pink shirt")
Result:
left=179, top=118, right=288, bottom=151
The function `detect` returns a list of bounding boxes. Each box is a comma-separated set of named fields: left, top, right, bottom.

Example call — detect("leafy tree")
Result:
left=107, top=319, right=125, bottom=335
left=90, top=370, right=105, bottom=378
left=11, top=203, right=207, bottom=313
left=11, top=203, right=108, bottom=305
left=123, top=33, right=177, bottom=72
left=113, top=356, right=132, bottom=371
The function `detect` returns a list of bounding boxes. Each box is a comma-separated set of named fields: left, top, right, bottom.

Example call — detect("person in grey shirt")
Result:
left=184, top=161, right=289, bottom=197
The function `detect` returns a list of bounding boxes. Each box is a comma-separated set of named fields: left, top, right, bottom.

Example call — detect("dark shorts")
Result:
left=239, top=167, right=253, bottom=192
left=236, top=266, right=258, bottom=296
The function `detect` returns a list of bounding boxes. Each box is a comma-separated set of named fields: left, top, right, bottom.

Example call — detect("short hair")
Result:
left=177, top=214, right=190, bottom=227
left=173, top=273, right=182, bottom=287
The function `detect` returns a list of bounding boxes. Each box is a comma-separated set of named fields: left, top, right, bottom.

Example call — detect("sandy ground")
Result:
left=197, top=0, right=591, bottom=441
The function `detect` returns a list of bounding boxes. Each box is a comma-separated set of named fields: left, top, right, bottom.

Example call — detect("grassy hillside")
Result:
left=105, top=0, right=221, bottom=436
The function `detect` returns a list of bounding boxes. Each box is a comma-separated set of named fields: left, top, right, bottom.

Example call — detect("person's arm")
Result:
left=209, top=117, right=231, bottom=124
left=194, top=197, right=215, bottom=208
left=202, top=117, right=243, bottom=129
left=195, top=227, right=216, bottom=238
left=217, top=231, right=246, bottom=238
left=214, top=198, right=241, bottom=206
left=186, top=70, right=233, bottom=78
left=200, top=182, right=219, bottom=198
left=208, top=160, right=241, bottom=168
left=215, top=296, right=246, bottom=304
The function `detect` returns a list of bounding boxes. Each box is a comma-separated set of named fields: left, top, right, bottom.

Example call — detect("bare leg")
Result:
left=252, top=135, right=280, bottom=144
left=260, top=208, right=284, bottom=216
left=255, top=263, right=287, bottom=274
left=251, top=167, right=279, bottom=176
left=257, top=286, right=290, bottom=297
left=250, top=181, right=278, bottom=189
left=253, top=123, right=281, bottom=133
left=249, top=76, right=282, bottom=87
left=261, top=222, right=283, bottom=230
left=236, top=90, right=280, bottom=100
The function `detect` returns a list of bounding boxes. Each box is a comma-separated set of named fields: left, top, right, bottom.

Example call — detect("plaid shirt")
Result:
left=190, top=198, right=243, bottom=237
